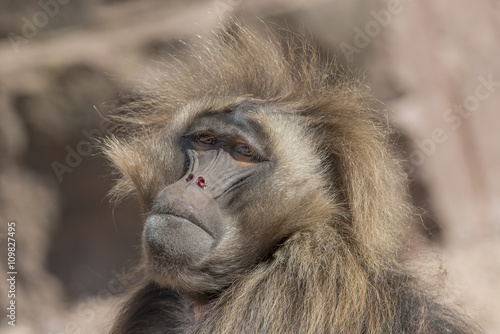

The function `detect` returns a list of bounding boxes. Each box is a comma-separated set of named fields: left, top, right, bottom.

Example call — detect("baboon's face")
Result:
left=143, top=102, right=330, bottom=296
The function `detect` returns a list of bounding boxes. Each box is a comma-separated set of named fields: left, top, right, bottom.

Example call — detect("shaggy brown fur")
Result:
left=104, top=23, right=479, bottom=333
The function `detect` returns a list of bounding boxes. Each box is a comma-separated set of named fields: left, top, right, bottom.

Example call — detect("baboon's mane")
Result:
left=105, top=23, right=478, bottom=334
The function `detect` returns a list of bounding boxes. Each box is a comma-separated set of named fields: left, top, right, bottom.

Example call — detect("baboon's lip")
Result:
left=152, top=212, right=213, bottom=238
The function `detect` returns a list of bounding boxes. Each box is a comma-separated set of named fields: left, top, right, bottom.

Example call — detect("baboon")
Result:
left=104, top=24, right=479, bottom=333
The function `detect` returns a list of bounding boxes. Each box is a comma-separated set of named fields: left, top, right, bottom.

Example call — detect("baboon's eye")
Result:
left=232, top=142, right=260, bottom=166
left=197, top=133, right=215, bottom=145
left=234, top=144, right=255, bottom=158
left=189, top=132, right=217, bottom=150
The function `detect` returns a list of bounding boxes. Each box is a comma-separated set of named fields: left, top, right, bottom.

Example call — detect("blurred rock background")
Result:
left=0, top=0, right=499, bottom=333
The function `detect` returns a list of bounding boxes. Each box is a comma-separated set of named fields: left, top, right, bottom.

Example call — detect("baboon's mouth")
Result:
left=157, top=213, right=213, bottom=238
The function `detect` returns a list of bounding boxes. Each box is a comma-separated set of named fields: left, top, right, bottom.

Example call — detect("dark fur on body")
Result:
left=104, top=24, right=479, bottom=333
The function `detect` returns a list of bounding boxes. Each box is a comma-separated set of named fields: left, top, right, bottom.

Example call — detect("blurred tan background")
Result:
left=0, top=0, right=499, bottom=333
